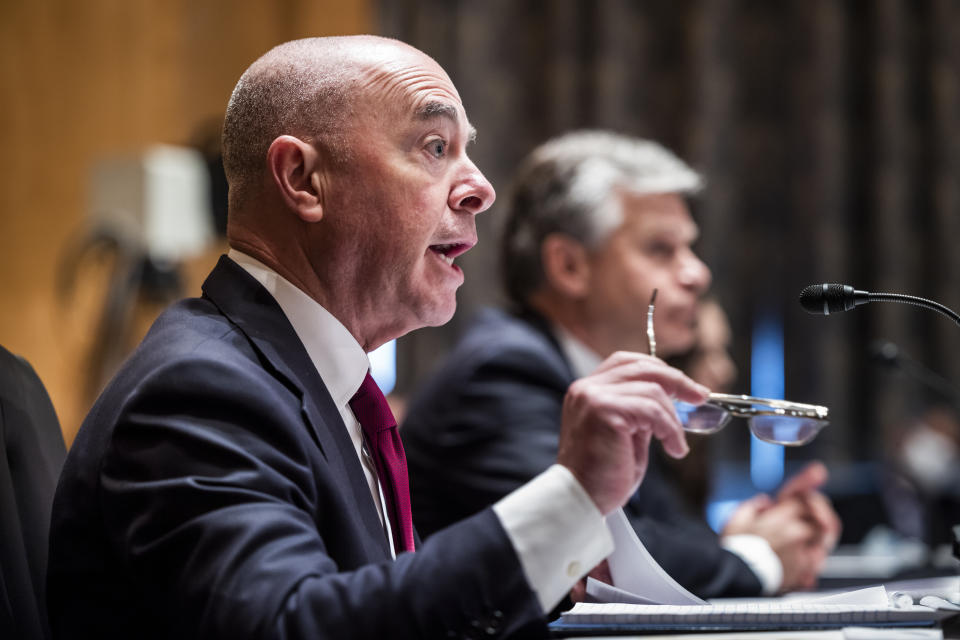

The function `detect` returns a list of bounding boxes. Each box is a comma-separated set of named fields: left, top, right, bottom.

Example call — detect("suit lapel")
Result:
left=515, top=307, right=576, bottom=384
left=201, top=255, right=391, bottom=559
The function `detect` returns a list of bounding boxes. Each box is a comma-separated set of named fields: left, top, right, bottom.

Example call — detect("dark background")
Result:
left=380, top=0, right=960, bottom=480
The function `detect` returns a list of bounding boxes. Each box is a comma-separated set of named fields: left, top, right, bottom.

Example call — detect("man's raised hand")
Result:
left=557, top=351, right=709, bottom=515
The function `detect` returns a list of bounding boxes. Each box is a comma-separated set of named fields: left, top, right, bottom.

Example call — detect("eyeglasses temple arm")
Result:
left=647, top=288, right=658, bottom=358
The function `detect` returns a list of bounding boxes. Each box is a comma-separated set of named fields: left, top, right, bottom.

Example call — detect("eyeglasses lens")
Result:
left=675, top=402, right=731, bottom=434
left=748, top=416, right=827, bottom=446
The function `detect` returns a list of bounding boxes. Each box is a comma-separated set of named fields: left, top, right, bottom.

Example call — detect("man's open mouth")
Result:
left=429, top=243, right=472, bottom=266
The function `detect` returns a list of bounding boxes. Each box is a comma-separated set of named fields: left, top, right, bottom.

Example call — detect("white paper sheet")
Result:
left=805, top=585, right=890, bottom=606
left=842, top=626, right=943, bottom=639
left=585, top=577, right=660, bottom=605
left=604, top=507, right=706, bottom=605
left=599, top=513, right=912, bottom=610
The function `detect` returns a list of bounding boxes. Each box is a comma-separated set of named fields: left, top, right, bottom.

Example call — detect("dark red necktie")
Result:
left=348, top=371, right=416, bottom=554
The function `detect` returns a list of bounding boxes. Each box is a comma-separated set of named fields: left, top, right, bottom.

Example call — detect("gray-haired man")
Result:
left=403, top=130, right=840, bottom=598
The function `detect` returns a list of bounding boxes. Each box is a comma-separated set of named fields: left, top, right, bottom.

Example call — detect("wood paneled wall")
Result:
left=0, top=0, right=372, bottom=444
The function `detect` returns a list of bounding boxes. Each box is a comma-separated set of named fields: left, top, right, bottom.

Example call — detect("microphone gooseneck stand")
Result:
left=799, top=283, right=960, bottom=327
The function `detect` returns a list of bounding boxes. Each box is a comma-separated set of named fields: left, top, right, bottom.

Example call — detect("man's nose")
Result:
left=680, top=251, right=712, bottom=292
left=450, top=161, right=496, bottom=215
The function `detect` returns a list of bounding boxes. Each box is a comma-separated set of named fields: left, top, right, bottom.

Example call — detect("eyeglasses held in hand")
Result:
left=646, top=290, right=830, bottom=446
left=675, top=394, right=829, bottom=446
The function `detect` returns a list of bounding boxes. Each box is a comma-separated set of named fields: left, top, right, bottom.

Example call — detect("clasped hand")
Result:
left=723, top=461, right=842, bottom=592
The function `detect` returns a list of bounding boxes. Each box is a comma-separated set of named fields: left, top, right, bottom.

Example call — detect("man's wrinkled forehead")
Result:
left=620, top=191, right=700, bottom=237
left=347, top=46, right=471, bottom=120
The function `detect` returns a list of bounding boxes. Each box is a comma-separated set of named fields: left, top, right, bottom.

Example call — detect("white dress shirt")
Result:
left=553, top=325, right=783, bottom=595
left=228, top=250, right=612, bottom=612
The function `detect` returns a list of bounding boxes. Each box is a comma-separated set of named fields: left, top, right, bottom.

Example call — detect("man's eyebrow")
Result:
left=416, top=101, right=478, bottom=143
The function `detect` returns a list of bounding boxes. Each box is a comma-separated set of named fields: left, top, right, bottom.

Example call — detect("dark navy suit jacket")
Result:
left=1, top=346, right=66, bottom=640
left=47, top=257, right=544, bottom=640
left=402, top=307, right=763, bottom=599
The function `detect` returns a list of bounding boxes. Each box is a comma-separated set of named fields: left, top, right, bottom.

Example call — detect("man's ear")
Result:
left=267, top=135, right=324, bottom=222
left=541, top=233, right=592, bottom=298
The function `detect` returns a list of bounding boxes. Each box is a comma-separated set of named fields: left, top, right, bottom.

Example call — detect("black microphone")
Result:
left=799, top=283, right=960, bottom=327
left=799, top=284, right=869, bottom=314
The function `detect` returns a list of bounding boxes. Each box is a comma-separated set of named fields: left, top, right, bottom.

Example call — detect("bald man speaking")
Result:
left=46, top=37, right=708, bottom=640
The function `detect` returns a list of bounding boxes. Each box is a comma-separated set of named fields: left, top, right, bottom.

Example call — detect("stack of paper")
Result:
left=559, top=600, right=954, bottom=629
left=554, top=509, right=958, bottom=633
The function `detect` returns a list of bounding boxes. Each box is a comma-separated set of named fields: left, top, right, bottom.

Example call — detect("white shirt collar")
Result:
left=552, top=324, right=602, bottom=379
left=227, top=249, right=370, bottom=408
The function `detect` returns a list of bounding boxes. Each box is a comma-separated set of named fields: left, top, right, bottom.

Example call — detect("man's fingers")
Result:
left=590, top=352, right=710, bottom=404
left=783, top=517, right=819, bottom=546
left=588, top=559, right=613, bottom=585
left=723, top=498, right=762, bottom=535
left=775, top=464, right=841, bottom=551
left=773, top=462, right=842, bottom=552
left=777, top=461, right=828, bottom=500
left=587, top=379, right=689, bottom=456
left=572, top=560, right=614, bottom=603
left=631, top=429, right=652, bottom=487
left=654, top=416, right=689, bottom=459
left=558, top=350, right=707, bottom=516
left=570, top=579, right=587, bottom=604
left=615, top=383, right=689, bottom=458
left=590, top=350, right=649, bottom=374
left=804, top=492, right=842, bottom=550
left=756, top=496, right=804, bottom=523
left=746, top=493, right=775, bottom=510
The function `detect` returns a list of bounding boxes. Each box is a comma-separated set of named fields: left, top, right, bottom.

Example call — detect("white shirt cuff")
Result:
left=721, top=533, right=783, bottom=595
left=493, top=464, right=614, bottom=613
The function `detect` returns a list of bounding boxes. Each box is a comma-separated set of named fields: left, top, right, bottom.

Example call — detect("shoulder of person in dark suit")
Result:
left=403, top=307, right=572, bottom=536
left=0, top=344, right=66, bottom=640
left=49, top=269, right=545, bottom=640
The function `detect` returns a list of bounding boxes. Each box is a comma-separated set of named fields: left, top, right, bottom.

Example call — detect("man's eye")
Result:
left=645, top=242, right=674, bottom=258
left=427, top=139, right=447, bottom=158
